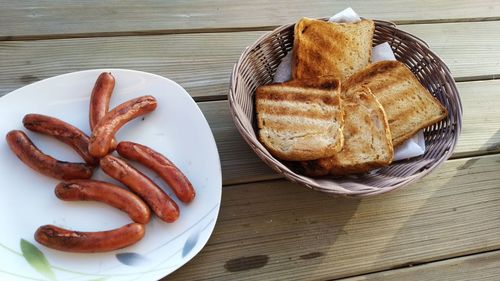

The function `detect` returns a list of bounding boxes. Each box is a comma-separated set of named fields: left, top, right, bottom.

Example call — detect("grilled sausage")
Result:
left=117, top=141, right=195, bottom=203
left=88, top=95, right=157, bottom=158
left=35, top=223, right=145, bottom=253
left=23, top=114, right=98, bottom=166
left=55, top=180, right=151, bottom=224
left=89, top=72, right=116, bottom=150
left=6, top=130, right=93, bottom=180
left=100, top=155, right=179, bottom=223
left=89, top=72, right=115, bottom=131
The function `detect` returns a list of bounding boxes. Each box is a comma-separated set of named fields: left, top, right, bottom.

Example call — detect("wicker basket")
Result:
left=228, top=19, right=462, bottom=197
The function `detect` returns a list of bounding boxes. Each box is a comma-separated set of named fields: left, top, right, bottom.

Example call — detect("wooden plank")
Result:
left=202, top=79, right=499, bottom=185
left=0, top=32, right=257, bottom=100
left=1, top=21, right=500, bottom=97
left=166, top=154, right=500, bottom=280
left=2, top=1, right=500, bottom=39
left=340, top=250, right=500, bottom=281
left=452, top=80, right=500, bottom=158
left=400, top=21, right=500, bottom=81
left=198, top=101, right=277, bottom=185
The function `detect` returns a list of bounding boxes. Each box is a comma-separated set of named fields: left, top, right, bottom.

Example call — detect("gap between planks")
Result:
left=2, top=0, right=500, bottom=41
left=337, top=248, right=500, bottom=281
left=1, top=20, right=500, bottom=97
left=2, top=16, right=500, bottom=42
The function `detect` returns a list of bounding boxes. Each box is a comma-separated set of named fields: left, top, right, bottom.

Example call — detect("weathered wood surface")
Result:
left=3, top=1, right=500, bottom=280
left=2, top=1, right=499, bottom=39
left=0, top=32, right=254, bottom=100
left=400, top=21, right=500, bottom=82
left=341, top=250, right=500, bottom=281
left=167, top=154, right=500, bottom=280
left=1, top=21, right=500, bottom=97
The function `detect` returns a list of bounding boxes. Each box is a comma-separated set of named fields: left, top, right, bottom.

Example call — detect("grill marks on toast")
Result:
left=254, top=19, right=449, bottom=177
left=257, top=87, right=340, bottom=106
left=255, top=79, right=344, bottom=161
left=261, top=115, right=337, bottom=132
left=299, top=87, right=394, bottom=176
left=344, top=61, right=448, bottom=146
left=292, top=18, right=375, bottom=81
left=258, top=100, right=340, bottom=121
left=293, top=22, right=347, bottom=78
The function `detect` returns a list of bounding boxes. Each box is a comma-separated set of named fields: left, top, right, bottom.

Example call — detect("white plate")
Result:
left=0, top=69, right=221, bottom=281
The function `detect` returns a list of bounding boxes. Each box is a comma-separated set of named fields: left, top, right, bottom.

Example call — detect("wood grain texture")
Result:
left=0, top=33, right=256, bottom=100
left=201, top=79, right=500, bottom=185
left=167, top=154, right=500, bottom=280
left=340, top=250, right=500, bottom=281
left=1, top=1, right=500, bottom=39
left=400, top=21, right=500, bottom=81
left=452, top=80, right=500, bottom=158
left=198, top=101, right=277, bottom=185
left=1, top=21, right=499, bottom=97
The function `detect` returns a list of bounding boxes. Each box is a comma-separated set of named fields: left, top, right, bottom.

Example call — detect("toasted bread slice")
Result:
left=298, top=86, right=393, bottom=176
left=292, top=17, right=374, bottom=81
left=344, top=60, right=448, bottom=146
left=255, top=78, right=344, bottom=161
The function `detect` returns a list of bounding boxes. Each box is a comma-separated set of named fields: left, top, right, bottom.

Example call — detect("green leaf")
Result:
left=20, top=239, right=56, bottom=281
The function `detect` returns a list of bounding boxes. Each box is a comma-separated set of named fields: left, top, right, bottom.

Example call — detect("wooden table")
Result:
left=1, top=1, right=500, bottom=280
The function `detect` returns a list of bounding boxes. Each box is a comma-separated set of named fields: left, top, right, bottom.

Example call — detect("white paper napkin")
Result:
left=328, top=7, right=361, bottom=23
left=272, top=7, right=426, bottom=161
left=371, top=42, right=396, bottom=62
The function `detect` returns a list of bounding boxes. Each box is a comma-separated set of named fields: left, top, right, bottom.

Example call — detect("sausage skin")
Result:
left=116, top=141, right=195, bottom=203
left=6, top=130, right=93, bottom=180
left=23, top=113, right=98, bottom=166
left=89, top=72, right=116, bottom=150
left=35, top=223, right=145, bottom=253
left=88, top=95, right=157, bottom=158
left=55, top=180, right=151, bottom=224
left=89, top=72, right=115, bottom=131
left=100, top=155, right=179, bottom=223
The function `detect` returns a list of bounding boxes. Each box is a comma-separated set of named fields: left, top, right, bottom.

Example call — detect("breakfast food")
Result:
left=88, top=95, right=157, bottom=158
left=6, top=130, right=93, bottom=180
left=55, top=180, right=151, bottom=224
left=100, top=155, right=180, bottom=223
left=23, top=113, right=98, bottom=166
left=89, top=72, right=115, bottom=130
left=255, top=77, right=344, bottom=161
left=89, top=72, right=117, bottom=150
left=343, top=60, right=448, bottom=146
left=299, top=87, right=393, bottom=176
left=292, top=17, right=375, bottom=81
left=117, top=141, right=196, bottom=203
left=252, top=16, right=451, bottom=177
left=5, top=72, right=197, bottom=252
left=35, top=223, right=145, bottom=253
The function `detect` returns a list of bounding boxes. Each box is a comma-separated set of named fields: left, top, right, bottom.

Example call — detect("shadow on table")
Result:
left=364, top=152, right=500, bottom=279
left=167, top=134, right=500, bottom=280
left=479, top=128, right=500, bottom=155
left=167, top=179, right=361, bottom=280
